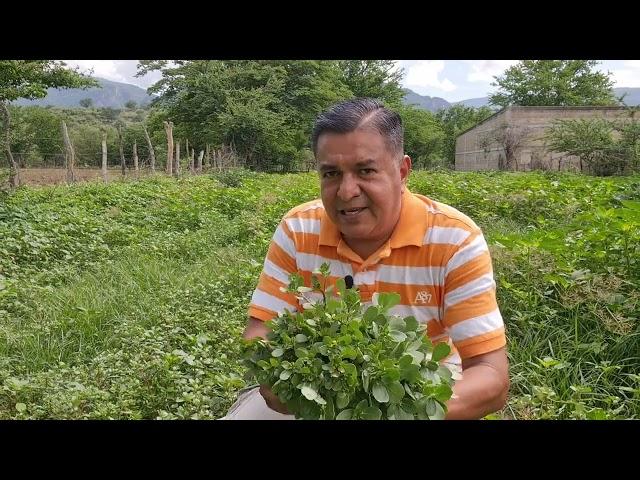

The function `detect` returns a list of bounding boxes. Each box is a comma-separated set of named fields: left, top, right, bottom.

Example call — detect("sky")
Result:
left=62, top=60, right=640, bottom=103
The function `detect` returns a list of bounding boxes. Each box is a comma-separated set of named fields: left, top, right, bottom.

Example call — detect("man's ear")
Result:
left=400, top=155, right=412, bottom=192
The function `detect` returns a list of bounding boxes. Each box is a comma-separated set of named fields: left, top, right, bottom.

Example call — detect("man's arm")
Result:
left=445, top=347, right=509, bottom=420
left=438, top=222, right=509, bottom=420
left=242, top=317, right=271, bottom=340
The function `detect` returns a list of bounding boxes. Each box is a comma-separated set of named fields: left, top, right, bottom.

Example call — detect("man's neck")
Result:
left=342, top=236, right=388, bottom=263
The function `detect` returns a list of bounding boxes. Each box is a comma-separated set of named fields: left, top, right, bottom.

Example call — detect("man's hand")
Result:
left=259, top=385, right=290, bottom=415
left=243, top=318, right=292, bottom=415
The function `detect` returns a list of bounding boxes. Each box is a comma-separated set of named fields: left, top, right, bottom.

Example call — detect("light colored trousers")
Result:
left=220, top=386, right=296, bottom=420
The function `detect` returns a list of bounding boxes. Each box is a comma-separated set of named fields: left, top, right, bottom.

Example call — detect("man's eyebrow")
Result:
left=319, top=159, right=377, bottom=172
left=319, top=163, right=337, bottom=172
left=355, top=159, right=376, bottom=167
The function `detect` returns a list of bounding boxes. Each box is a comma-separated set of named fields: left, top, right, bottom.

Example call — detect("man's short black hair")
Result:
left=311, top=98, right=404, bottom=157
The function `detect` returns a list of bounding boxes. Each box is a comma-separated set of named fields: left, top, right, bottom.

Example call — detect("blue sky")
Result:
left=63, top=60, right=640, bottom=103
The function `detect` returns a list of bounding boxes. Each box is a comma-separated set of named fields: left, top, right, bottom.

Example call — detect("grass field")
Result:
left=1, top=169, right=638, bottom=419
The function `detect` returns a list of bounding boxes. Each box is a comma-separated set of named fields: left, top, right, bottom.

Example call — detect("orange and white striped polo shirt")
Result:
left=248, top=188, right=506, bottom=366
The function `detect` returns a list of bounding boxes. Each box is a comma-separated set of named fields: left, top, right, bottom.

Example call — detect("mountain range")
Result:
left=14, top=77, right=155, bottom=108
left=402, top=88, right=640, bottom=112
left=12, top=77, right=640, bottom=112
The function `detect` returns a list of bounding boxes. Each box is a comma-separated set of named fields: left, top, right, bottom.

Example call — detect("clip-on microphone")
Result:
left=344, top=275, right=354, bottom=289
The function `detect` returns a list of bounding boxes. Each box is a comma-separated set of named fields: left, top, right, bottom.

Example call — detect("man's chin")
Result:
left=339, top=224, right=373, bottom=239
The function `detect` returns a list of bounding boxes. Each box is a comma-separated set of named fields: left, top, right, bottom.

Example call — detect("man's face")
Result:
left=316, top=128, right=411, bottom=247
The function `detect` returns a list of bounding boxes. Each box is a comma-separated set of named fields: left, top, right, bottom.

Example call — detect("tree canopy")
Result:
left=489, top=60, right=617, bottom=108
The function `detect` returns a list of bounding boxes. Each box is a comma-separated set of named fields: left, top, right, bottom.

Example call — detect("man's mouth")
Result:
left=339, top=207, right=367, bottom=216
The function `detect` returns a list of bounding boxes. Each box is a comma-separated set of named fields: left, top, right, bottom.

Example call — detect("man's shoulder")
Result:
left=282, top=199, right=325, bottom=220
left=412, top=192, right=481, bottom=234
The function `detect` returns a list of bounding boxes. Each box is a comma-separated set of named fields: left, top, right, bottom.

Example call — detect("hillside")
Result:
left=14, top=77, right=154, bottom=109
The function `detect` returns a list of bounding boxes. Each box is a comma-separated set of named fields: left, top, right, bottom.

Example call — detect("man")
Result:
left=223, top=98, right=509, bottom=420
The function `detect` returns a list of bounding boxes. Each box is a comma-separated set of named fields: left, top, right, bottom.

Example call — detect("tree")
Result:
left=616, top=112, right=640, bottom=172
left=137, top=60, right=410, bottom=171
left=138, top=60, right=355, bottom=171
left=480, top=123, right=531, bottom=171
left=121, top=123, right=148, bottom=165
left=269, top=60, right=352, bottom=152
left=218, top=85, right=297, bottom=170
left=23, top=107, right=64, bottom=165
left=124, top=100, right=137, bottom=110
left=3, top=106, right=37, bottom=168
left=6, top=106, right=100, bottom=167
left=0, top=60, right=96, bottom=187
left=395, top=105, right=445, bottom=169
left=98, top=107, right=121, bottom=123
left=337, top=61, right=405, bottom=107
left=435, top=104, right=494, bottom=167
left=545, top=116, right=639, bottom=176
left=489, top=60, right=617, bottom=108
left=70, top=123, right=114, bottom=168
left=80, top=98, right=93, bottom=108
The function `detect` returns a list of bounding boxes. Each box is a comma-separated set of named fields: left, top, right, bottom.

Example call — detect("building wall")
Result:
left=455, top=107, right=636, bottom=171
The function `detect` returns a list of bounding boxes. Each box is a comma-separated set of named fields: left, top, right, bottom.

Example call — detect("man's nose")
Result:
left=337, top=173, right=361, bottom=202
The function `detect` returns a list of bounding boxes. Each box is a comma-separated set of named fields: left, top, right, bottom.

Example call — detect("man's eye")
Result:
left=361, top=169, right=375, bottom=175
left=323, top=171, right=339, bottom=178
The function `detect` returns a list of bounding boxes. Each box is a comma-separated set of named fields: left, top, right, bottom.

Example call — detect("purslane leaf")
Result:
left=243, top=265, right=457, bottom=420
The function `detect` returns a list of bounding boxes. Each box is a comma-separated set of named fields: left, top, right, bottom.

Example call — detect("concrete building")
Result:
left=455, top=106, right=636, bottom=172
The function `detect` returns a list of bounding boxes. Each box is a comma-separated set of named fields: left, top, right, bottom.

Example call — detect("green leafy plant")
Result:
left=243, top=263, right=460, bottom=420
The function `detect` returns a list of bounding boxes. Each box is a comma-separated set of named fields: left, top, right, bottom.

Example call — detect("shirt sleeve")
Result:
left=441, top=227, right=506, bottom=359
left=248, top=219, right=299, bottom=322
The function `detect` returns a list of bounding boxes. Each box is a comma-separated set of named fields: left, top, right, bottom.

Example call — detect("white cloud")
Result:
left=404, top=60, right=457, bottom=92
left=608, top=60, right=640, bottom=87
left=60, top=60, right=161, bottom=89
left=62, top=60, right=127, bottom=82
left=465, top=60, right=519, bottom=83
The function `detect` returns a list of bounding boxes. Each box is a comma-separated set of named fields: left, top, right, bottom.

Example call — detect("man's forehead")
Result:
left=317, top=128, right=384, bottom=143
left=316, top=130, right=388, bottom=155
